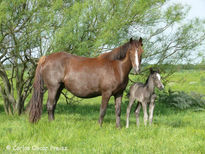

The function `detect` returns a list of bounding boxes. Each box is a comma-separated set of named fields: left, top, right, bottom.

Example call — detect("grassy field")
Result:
left=166, top=70, right=205, bottom=94
left=0, top=70, right=205, bottom=153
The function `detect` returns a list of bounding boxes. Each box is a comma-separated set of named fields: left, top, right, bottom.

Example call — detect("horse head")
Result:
left=150, top=68, right=164, bottom=90
left=129, top=37, right=144, bottom=74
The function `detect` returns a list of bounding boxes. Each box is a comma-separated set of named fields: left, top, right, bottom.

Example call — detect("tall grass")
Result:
left=0, top=98, right=205, bottom=153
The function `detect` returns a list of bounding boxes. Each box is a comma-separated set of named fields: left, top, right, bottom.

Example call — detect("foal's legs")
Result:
left=142, top=102, right=148, bottom=126
left=47, top=84, right=64, bottom=121
left=135, top=102, right=141, bottom=127
left=115, top=93, right=122, bottom=128
left=149, top=94, right=156, bottom=125
left=99, top=91, right=111, bottom=127
left=126, top=96, right=135, bottom=128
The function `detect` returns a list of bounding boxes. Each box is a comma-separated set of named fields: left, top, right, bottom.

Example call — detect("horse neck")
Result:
left=121, top=51, right=132, bottom=75
left=145, top=76, right=155, bottom=93
left=99, top=42, right=129, bottom=60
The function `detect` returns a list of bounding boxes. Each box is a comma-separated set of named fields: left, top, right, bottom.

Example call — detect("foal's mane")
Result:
left=99, top=42, right=130, bottom=60
left=145, top=70, right=157, bottom=85
left=145, top=74, right=151, bottom=85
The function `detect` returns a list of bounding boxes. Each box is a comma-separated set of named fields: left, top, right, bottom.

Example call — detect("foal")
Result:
left=126, top=68, right=164, bottom=128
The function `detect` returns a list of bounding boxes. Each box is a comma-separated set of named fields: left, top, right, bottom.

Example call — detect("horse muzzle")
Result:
left=133, top=67, right=140, bottom=74
left=159, top=85, right=164, bottom=90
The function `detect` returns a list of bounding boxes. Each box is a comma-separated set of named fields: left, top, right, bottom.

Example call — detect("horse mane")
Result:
left=145, top=70, right=157, bottom=85
left=99, top=42, right=130, bottom=60
left=145, top=74, right=150, bottom=85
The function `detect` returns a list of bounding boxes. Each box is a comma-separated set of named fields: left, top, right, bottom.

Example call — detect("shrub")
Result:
left=157, top=89, right=205, bottom=110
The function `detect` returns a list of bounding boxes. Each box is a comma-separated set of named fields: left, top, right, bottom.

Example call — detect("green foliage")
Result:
left=53, top=0, right=158, bottom=55
left=0, top=0, right=59, bottom=115
left=158, top=89, right=205, bottom=110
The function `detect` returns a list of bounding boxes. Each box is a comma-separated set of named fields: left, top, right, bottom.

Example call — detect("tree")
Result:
left=0, top=0, right=205, bottom=115
left=0, top=0, right=60, bottom=115
left=52, top=0, right=205, bottom=62
left=52, top=0, right=170, bottom=56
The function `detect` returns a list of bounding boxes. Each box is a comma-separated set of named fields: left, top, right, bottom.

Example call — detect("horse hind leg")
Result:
left=141, top=102, right=148, bottom=126
left=135, top=102, right=141, bottom=127
left=47, top=83, right=64, bottom=121
left=115, top=93, right=123, bottom=128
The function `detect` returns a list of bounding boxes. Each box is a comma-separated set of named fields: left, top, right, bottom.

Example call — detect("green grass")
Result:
left=0, top=70, right=205, bottom=153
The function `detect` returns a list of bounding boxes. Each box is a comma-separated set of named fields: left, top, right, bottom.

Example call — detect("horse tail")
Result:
left=29, top=56, right=46, bottom=123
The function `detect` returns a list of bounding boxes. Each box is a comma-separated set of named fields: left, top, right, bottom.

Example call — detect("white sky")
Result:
left=170, top=0, right=205, bottom=63
left=173, top=0, right=205, bottom=19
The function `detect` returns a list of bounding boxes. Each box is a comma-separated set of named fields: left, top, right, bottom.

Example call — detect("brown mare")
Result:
left=29, top=38, right=144, bottom=128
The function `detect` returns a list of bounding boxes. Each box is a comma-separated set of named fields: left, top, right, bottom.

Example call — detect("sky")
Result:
left=173, top=0, right=205, bottom=19
left=171, top=0, right=205, bottom=63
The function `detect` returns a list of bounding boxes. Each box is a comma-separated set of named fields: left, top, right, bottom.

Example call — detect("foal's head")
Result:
left=150, top=68, right=164, bottom=90
left=129, top=37, right=144, bottom=74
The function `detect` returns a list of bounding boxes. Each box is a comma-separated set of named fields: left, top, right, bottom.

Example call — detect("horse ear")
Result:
left=139, top=37, right=143, bottom=43
left=150, top=68, right=154, bottom=74
left=130, top=38, right=133, bottom=43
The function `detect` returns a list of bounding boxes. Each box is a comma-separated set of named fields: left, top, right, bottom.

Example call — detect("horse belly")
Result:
left=64, top=72, right=101, bottom=98
left=131, top=84, right=145, bottom=102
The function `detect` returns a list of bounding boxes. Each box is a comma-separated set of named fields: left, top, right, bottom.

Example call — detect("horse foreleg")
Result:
left=99, top=92, right=111, bottom=127
left=126, top=96, right=135, bottom=128
left=115, top=94, right=122, bottom=128
left=149, top=94, right=156, bottom=125
left=134, top=102, right=141, bottom=127
left=142, top=102, right=148, bottom=126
